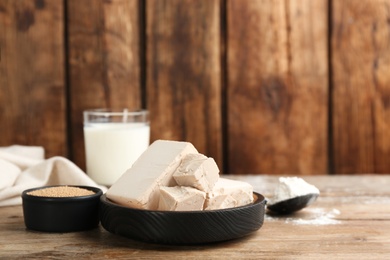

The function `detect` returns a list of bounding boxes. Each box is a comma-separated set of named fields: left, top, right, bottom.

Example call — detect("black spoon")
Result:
left=266, top=193, right=319, bottom=215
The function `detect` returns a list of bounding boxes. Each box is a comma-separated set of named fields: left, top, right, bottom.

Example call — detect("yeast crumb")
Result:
left=27, top=186, right=95, bottom=197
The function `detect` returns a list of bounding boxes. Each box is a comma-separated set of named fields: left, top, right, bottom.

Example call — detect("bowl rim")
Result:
left=22, top=185, right=103, bottom=202
left=100, top=191, right=266, bottom=214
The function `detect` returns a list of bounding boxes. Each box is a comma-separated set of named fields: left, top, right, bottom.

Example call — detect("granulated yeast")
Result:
left=27, top=186, right=95, bottom=197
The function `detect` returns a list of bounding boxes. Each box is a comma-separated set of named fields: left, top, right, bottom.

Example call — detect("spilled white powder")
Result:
left=271, top=177, right=320, bottom=204
left=286, top=208, right=341, bottom=225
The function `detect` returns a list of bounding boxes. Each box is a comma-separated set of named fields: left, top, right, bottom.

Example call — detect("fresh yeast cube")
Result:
left=106, top=140, right=198, bottom=209
left=205, top=178, right=254, bottom=210
left=173, top=153, right=219, bottom=192
left=158, top=186, right=206, bottom=211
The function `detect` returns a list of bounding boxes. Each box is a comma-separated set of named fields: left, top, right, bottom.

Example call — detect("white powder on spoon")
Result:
left=271, top=177, right=320, bottom=204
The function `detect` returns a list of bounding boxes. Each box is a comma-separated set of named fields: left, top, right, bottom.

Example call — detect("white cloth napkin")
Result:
left=0, top=145, right=107, bottom=207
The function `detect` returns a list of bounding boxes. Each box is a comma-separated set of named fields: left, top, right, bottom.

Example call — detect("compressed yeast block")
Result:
left=205, top=178, right=254, bottom=210
left=106, top=140, right=198, bottom=210
left=158, top=186, right=206, bottom=211
left=173, top=153, right=219, bottom=192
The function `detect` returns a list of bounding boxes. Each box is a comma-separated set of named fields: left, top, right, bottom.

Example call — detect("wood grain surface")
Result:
left=146, top=0, right=223, bottom=167
left=2, top=0, right=390, bottom=175
left=1, top=175, right=390, bottom=259
left=227, top=0, right=329, bottom=174
left=331, top=0, right=390, bottom=174
left=0, top=0, right=66, bottom=158
left=66, top=0, right=141, bottom=169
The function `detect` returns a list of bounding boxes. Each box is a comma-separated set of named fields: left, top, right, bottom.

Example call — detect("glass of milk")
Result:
left=83, top=109, right=150, bottom=186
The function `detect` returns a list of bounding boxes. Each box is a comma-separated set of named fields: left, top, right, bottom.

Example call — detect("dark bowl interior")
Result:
left=99, top=192, right=266, bottom=245
left=22, top=185, right=103, bottom=232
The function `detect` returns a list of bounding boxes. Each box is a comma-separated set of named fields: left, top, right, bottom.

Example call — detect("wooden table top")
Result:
left=1, top=175, right=390, bottom=259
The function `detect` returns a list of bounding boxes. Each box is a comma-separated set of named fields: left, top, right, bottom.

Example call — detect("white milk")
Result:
left=84, top=122, right=150, bottom=186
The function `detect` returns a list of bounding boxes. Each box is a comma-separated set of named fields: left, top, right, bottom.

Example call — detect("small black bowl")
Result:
left=22, top=185, right=103, bottom=232
left=100, top=192, right=266, bottom=245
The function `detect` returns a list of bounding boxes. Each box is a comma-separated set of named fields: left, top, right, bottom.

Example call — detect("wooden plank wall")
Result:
left=331, top=0, right=390, bottom=174
left=227, top=0, right=328, bottom=174
left=0, top=0, right=66, bottom=158
left=1, top=0, right=390, bottom=175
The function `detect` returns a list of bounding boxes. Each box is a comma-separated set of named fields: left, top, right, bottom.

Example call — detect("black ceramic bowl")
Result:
left=100, top=192, right=266, bottom=245
left=22, top=185, right=103, bottom=232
